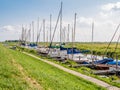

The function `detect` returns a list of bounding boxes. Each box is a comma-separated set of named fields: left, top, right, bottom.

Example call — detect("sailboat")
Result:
left=48, top=2, right=68, bottom=60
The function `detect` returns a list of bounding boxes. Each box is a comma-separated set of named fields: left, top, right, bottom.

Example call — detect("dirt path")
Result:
left=23, top=52, right=120, bottom=90
left=11, top=59, right=42, bottom=90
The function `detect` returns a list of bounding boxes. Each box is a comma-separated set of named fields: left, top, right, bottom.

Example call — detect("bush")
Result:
left=64, top=60, right=77, bottom=65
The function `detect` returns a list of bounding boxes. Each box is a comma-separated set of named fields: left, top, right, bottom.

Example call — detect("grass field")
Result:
left=0, top=44, right=106, bottom=90
left=0, top=44, right=31, bottom=90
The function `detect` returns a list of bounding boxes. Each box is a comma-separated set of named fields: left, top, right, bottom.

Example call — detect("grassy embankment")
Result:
left=17, top=46, right=120, bottom=88
left=0, top=44, right=105, bottom=90
left=16, top=44, right=120, bottom=88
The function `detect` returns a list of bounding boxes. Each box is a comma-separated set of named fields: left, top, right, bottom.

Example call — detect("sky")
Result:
left=1, top=0, right=120, bottom=42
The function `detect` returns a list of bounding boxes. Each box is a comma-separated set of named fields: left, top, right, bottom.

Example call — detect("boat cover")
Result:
left=107, top=60, right=120, bottom=66
left=60, top=46, right=90, bottom=54
left=94, top=58, right=114, bottom=64
left=29, top=43, right=37, bottom=47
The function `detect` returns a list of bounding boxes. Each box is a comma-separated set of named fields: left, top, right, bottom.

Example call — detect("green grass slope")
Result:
left=0, top=45, right=32, bottom=90
left=0, top=44, right=106, bottom=90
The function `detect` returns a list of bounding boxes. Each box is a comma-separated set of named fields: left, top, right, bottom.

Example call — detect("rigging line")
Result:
left=114, top=33, right=120, bottom=54
left=60, top=2, right=63, bottom=45
left=47, top=3, right=62, bottom=54
left=49, top=4, right=62, bottom=47
left=104, top=23, right=120, bottom=56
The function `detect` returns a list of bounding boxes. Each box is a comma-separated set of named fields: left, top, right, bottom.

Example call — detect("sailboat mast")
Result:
left=36, top=17, right=39, bottom=45
left=67, top=24, right=70, bottom=43
left=43, top=19, right=45, bottom=45
left=60, top=2, right=62, bottom=45
left=24, top=27, right=27, bottom=44
left=46, top=30, right=48, bottom=46
left=50, top=14, right=52, bottom=42
left=104, top=24, right=120, bottom=57
left=48, top=2, right=62, bottom=50
left=73, top=13, right=77, bottom=46
left=32, top=21, right=34, bottom=43
left=72, top=13, right=77, bottom=60
left=91, top=22, right=94, bottom=65
left=63, top=27, right=66, bottom=43
left=21, top=25, right=24, bottom=42
left=72, top=27, right=74, bottom=60
left=29, top=24, right=31, bottom=43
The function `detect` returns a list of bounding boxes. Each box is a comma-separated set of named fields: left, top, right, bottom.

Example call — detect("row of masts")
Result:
left=20, top=19, right=49, bottom=44
left=20, top=20, right=71, bottom=43
left=20, top=2, right=76, bottom=47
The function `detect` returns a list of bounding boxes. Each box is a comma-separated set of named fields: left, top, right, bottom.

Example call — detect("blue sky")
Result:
left=0, top=0, right=120, bottom=41
left=0, top=0, right=118, bottom=25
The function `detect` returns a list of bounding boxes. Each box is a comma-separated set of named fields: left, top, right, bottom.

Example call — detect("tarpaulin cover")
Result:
left=29, top=43, right=37, bottom=47
left=67, top=48, right=81, bottom=54
left=107, top=60, right=120, bottom=66
left=94, top=58, right=114, bottom=64
left=60, top=46, right=90, bottom=53
left=60, top=46, right=67, bottom=50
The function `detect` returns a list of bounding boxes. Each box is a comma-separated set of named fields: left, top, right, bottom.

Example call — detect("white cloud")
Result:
left=0, top=25, right=21, bottom=32
left=77, top=17, right=93, bottom=25
left=101, top=2, right=120, bottom=11
left=0, top=25, right=22, bottom=41
left=3, top=25, right=15, bottom=31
